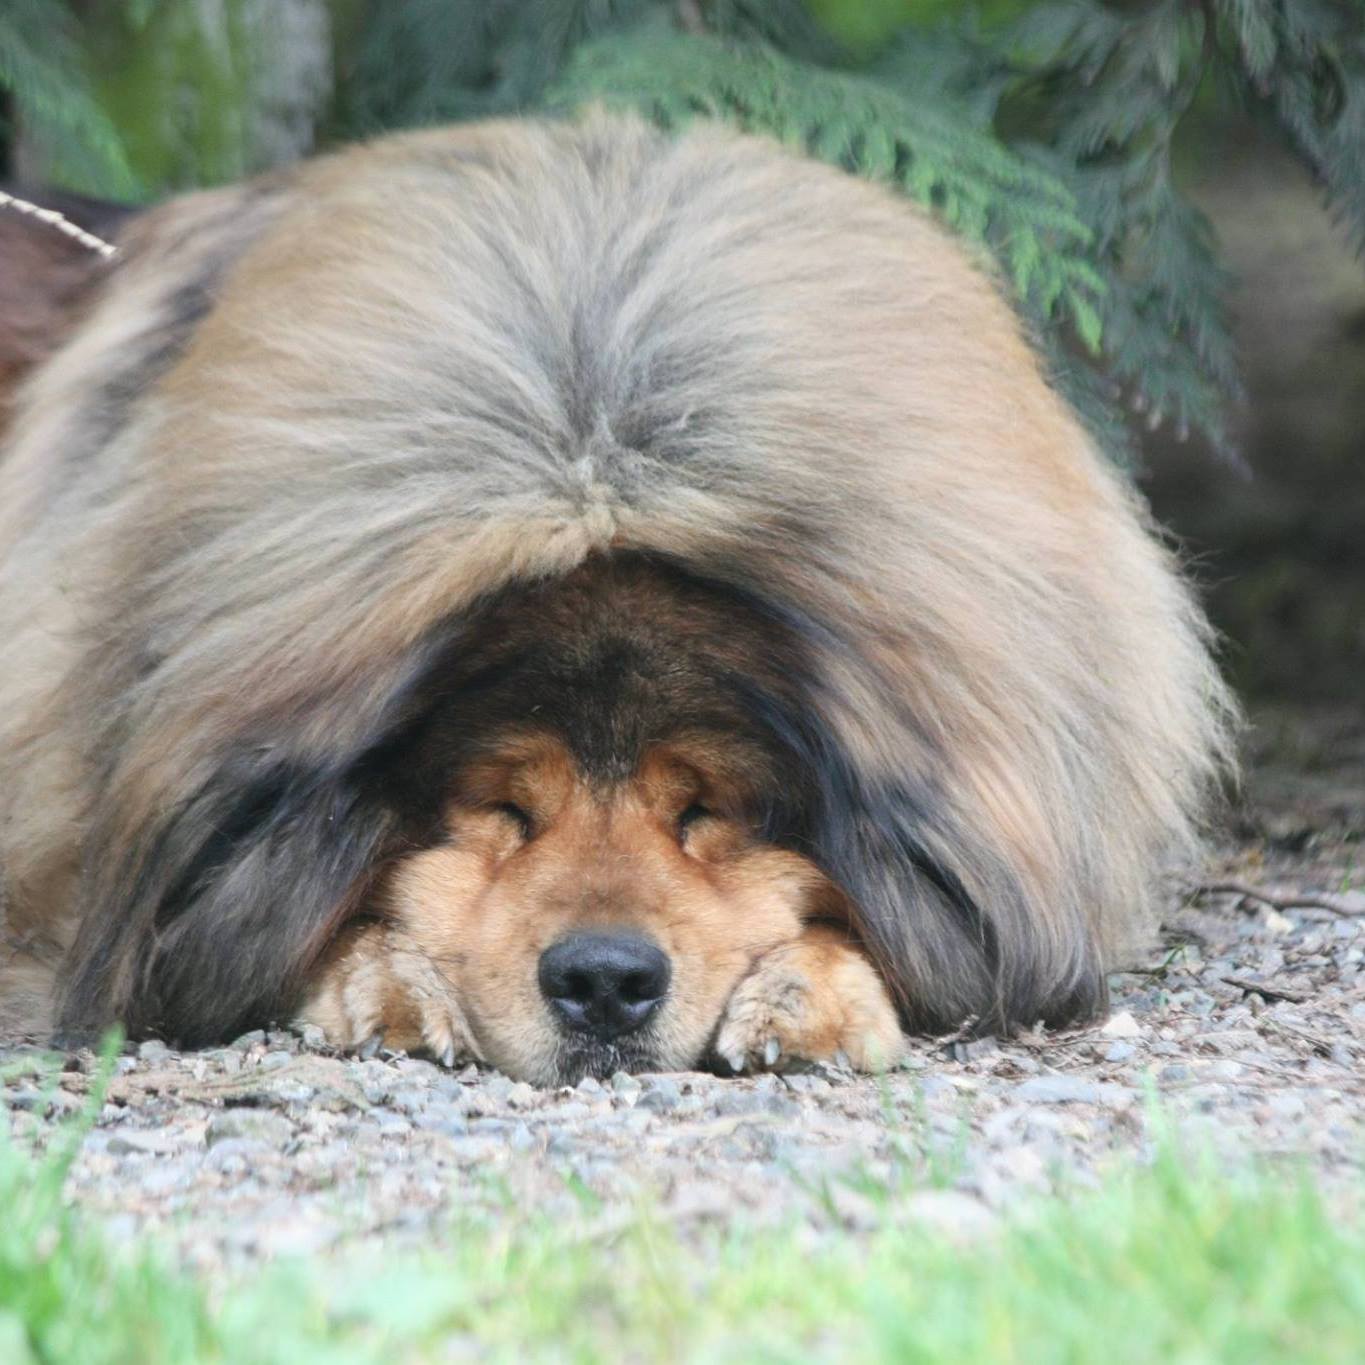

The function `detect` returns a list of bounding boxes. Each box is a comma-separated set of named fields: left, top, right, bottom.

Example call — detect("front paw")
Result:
left=713, top=925, right=905, bottom=1074
left=296, top=923, right=479, bottom=1068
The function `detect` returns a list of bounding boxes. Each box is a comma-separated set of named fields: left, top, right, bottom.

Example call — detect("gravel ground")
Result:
left=3, top=706, right=1362, bottom=1271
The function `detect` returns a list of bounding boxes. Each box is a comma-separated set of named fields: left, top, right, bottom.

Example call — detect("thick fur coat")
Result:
left=0, top=114, right=1233, bottom=1072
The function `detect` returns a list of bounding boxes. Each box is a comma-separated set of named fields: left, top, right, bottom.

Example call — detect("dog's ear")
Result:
left=0, top=186, right=132, bottom=418
left=57, top=742, right=418, bottom=1048
left=54, top=627, right=459, bottom=1049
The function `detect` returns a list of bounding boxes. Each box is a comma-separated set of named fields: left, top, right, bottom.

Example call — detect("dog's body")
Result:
left=0, top=114, right=1232, bottom=1082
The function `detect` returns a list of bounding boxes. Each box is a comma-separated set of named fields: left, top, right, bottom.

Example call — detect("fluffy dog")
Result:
left=0, top=114, right=1232, bottom=1083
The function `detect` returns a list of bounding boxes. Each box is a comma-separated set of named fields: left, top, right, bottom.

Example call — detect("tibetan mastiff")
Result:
left=0, top=114, right=1232, bottom=1084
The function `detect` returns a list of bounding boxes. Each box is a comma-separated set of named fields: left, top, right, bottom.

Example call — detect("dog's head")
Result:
left=361, top=557, right=849, bottom=1083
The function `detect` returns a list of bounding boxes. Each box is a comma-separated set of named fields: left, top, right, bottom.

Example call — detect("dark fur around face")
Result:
left=58, top=554, right=989, bottom=1046
left=0, top=114, right=1233, bottom=1052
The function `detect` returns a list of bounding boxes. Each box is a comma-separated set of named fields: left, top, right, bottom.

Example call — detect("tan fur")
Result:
left=299, top=738, right=866, bottom=1083
left=0, top=112, right=1234, bottom=1068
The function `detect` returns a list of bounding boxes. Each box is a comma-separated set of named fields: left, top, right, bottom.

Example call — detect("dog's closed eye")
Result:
left=677, top=803, right=711, bottom=838
left=493, top=802, right=535, bottom=840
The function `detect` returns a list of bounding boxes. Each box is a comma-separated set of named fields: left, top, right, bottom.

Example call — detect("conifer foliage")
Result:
left=3, top=1, right=1364, bottom=462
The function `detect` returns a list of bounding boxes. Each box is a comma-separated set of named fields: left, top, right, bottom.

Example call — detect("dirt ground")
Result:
left=3, top=704, right=1361, bottom=1271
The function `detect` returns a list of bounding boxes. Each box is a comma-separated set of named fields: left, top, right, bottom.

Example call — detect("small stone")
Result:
left=198, top=1049, right=242, bottom=1074
left=609, top=1071, right=641, bottom=1096
left=482, top=1076, right=514, bottom=1104
left=637, top=1077, right=682, bottom=1111
left=507, top=1082, right=537, bottom=1109
left=107, top=1127, right=188, bottom=1156
left=510, top=1122, right=535, bottom=1152
left=206, top=1108, right=294, bottom=1149
left=395, top=1059, right=444, bottom=1083
left=1104, top=1042, right=1137, bottom=1063
left=1100, top=1011, right=1142, bottom=1039
left=6, top=1087, right=50, bottom=1114
left=547, top=1131, right=579, bottom=1157
left=432, top=1078, right=468, bottom=1105
left=1159, top=1064, right=1191, bottom=1084
left=1266, top=1092, right=1306, bottom=1119
left=1200, top=1060, right=1244, bottom=1082
left=230, top=1030, right=266, bottom=1052
left=137, top=1039, right=172, bottom=1064
left=299, top=1025, right=328, bottom=1051
left=713, top=1090, right=797, bottom=1119
left=782, top=1074, right=832, bottom=1095
left=1012, top=1076, right=1101, bottom=1105
left=270, top=1083, right=316, bottom=1105
left=948, top=1036, right=998, bottom=1063
left=389, top=1088, right=431, bottom=1115
left=139, top=1161, right=194, bottom=1196
left=201, top=1138, right=273, bottom=1174
left=259, top=1051, right=293, bottom=1071
left=374, top=1110, right=412, bottom=1137
left=576, top=1075, right=604, bottom=1096
left=415, top=1104, right=468, bottom=1137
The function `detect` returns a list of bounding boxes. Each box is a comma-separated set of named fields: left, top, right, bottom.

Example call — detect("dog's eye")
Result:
left=677, top=803, right=711, bottom=836
left=493, top=802, right=534, bottom=840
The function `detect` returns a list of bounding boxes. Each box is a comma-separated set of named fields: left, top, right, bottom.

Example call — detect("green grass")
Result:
left=2, top=1074, right=1363, bottom=1364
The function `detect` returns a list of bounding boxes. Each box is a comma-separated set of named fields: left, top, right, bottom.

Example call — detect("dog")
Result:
left=0, top=113, right=1233, bottom=1084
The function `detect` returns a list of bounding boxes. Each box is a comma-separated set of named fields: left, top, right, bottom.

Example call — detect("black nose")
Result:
left=537, top=933, right=670, bottom=1041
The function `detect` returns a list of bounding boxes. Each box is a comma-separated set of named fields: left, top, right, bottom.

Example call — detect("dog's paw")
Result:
left=712, top=925, right=904, bottom=1074
left=295, top=922, right=479, bottom=1068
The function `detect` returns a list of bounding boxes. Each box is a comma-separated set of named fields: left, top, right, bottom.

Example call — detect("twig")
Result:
left=0, top=189, right=118, bottom=259
left=1187, top=880, right=1364, bottom=918
left=1220, top=974, right=1309, bottom=1005
left=1257, top=1014, right=1342, bottom=1060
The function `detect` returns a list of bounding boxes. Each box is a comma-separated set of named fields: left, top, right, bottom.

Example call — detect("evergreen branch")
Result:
left=549, top=28, right=1105, bottom=357
left=0, top=0, right=137, bottom=196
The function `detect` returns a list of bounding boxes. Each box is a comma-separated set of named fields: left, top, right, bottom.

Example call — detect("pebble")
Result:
left=1100, top=1011, right=1142, bottom=1039
left=201, top=1138, right=275, bottom=1174
left=1012, top=1076, right=1103, bottom=1105
left=638, top=1077, right=683, bottom=1111
left=206, top=1108, right=294, bottom=1149
left=414, top=1104, right=468, bottom=1137
left=713, top=1090, right=798, bottom=1119
left=107, top=1127, right=189, bottom=1156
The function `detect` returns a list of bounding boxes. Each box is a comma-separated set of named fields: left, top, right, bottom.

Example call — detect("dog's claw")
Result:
left=439, top=1043, right=456, bottom=1069
left=832, top=1048, right=851, bottom=1071
left=723, top=1048, right=746, bottom=1074
left=357, top=1032, right=383, bottom=1060
left=763, top=1037, right=781, bottom=1067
